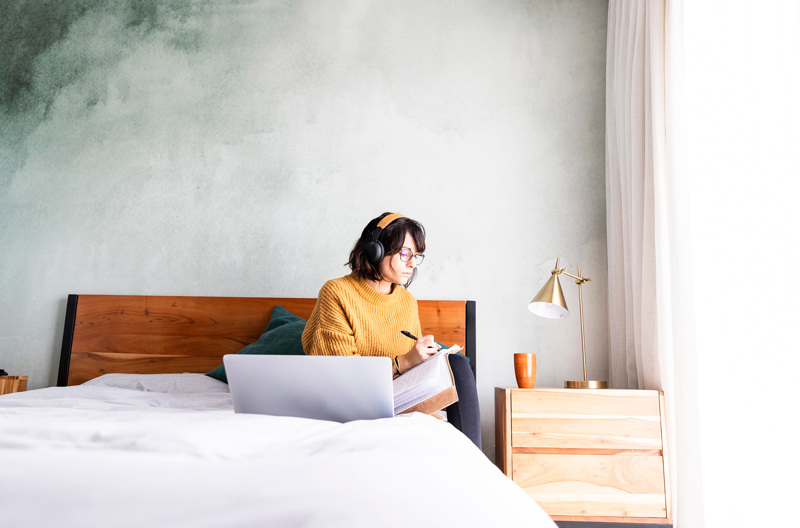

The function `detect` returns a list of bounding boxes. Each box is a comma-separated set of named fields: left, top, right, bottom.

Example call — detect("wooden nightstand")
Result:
left=0, top=376, right=28, bottom=395
left=495, top=387, right=671, bottom=526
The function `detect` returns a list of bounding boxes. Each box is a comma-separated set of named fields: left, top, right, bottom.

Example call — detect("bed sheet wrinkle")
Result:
left=0, top=375, right=557, bottom=528
left=0, top=408, right=354, bottom=459
left=0, top=385, right=233, bottom=410
left=82, top=373, right=231, bottom=394
left=4, top=440, right=553, bottom=528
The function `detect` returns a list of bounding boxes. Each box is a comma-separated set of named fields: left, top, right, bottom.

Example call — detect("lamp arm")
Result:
left=553, top=268, right=591, bottom=284
left=551, top=264, right=590, bottom=382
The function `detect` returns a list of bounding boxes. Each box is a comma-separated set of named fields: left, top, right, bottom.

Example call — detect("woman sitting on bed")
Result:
left=302, top=212, right=481, bottom=449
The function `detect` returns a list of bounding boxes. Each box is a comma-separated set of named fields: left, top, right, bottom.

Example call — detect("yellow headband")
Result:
left=376, top=213, right=407, bottom=230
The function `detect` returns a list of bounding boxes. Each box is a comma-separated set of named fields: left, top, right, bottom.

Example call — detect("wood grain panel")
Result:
left=512, top=453, right=667, bottom=517
left=510, top=417, right=663, bottom=450
left=495, top=387, right=512, bottom=474
left=417, top=300, right=467, bottom=350
left=65, top=295, right=468, bottom=385
left=0, top=376, right=28, bottom=395
left=71, top=335, right=258, bottom=357
left=510, top=389, right=663, bottom=450
left=658, top=391, right=672, bottom=522
left=67, top=296, right=314, bottom=385
left=534, top=492, right=667, bottom=518
left=67, top=352, right=228, bottom=382
left=512, top=389, right=662, bottom=416
left=73, top=296, right=316, bottom=339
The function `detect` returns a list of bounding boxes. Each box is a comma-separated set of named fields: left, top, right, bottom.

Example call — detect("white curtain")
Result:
left=607, top=1, right=800, bottom=527
left=606, top=0, right=663, bottom=391
left=605, top=1, right=702, bottom=526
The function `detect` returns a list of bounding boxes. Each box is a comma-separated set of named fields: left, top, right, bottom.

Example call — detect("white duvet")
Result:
left=0, top=374, right=555, bottom=528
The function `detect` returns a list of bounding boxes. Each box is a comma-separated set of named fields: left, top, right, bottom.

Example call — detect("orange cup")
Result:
left=514, top=353, right=537, bottom=389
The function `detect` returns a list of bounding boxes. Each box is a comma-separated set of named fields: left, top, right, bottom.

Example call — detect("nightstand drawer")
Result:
left=495, top=387, right=672, bottom=524
left=511, top=389, right=663, bottom=450
left=512, top=453, right=667, bottom=518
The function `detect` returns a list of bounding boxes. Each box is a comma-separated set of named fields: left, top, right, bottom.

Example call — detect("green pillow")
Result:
left=206, top=305, right=306, bottom=383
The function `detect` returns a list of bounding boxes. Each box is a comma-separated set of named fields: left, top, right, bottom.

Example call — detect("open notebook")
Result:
left=393, top=346, right=460, bottom=415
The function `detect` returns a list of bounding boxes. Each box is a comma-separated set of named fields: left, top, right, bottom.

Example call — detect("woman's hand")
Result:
left=398, top=335, right=440, bottom=373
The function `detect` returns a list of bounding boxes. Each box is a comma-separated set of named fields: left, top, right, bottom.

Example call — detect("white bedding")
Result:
left=0, top=374, right=555, bottom=528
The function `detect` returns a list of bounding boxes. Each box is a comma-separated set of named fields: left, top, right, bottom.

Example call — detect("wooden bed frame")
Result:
left=57, top=294, right=476, bottom=386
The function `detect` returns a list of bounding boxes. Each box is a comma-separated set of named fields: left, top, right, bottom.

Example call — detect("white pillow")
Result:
left=82, top=373, right=230, bottom=394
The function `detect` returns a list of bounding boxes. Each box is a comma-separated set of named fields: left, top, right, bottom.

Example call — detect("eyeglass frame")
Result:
left=398, top=247, right=425, bottom=264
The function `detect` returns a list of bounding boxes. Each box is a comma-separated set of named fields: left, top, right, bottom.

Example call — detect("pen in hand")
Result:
left=401, top=330, right=439, bottom=350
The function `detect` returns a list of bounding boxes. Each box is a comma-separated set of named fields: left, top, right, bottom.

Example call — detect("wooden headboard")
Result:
left=58, top=295, right=476, bottom=386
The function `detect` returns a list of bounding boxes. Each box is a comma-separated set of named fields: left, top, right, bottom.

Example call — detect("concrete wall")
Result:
left=0, top=0, right=608, bottom=454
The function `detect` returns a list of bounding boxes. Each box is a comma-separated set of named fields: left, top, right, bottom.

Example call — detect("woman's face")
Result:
left=379, top=232, right=418, bottom=286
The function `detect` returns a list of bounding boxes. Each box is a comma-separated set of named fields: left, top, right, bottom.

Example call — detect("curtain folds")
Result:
left=605, top=0, right=663, bottom=390
left=605, top=2, right=703, bottom=526
left=607, top=1, right=800, bottom=526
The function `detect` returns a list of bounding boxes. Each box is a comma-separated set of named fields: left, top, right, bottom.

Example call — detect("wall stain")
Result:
left=0, top=0, right=232, bottom=185
left=0, top=0, right=222, bottom=117
left=1, top=0, right=102, bottom=114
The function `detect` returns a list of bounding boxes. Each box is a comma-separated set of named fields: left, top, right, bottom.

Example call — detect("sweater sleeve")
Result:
left=302, top=281, right=358, bottom=356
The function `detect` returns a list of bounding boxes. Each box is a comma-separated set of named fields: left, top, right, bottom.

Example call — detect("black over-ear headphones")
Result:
left=364, top=213, right=407, bottom=263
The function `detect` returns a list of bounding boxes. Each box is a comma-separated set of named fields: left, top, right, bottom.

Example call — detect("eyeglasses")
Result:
left=398, top=247, right=425, bottom=264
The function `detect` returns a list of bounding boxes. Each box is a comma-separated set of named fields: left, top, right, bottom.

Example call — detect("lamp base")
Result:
left=565, top=380, right=607, bottom=389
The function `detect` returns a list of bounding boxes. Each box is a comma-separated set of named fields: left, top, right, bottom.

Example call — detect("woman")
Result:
left=302, top=212, right=481, bottom=449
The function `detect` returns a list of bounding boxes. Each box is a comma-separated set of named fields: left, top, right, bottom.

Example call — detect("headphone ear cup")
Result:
left=364, top=240, right=384, bottom=263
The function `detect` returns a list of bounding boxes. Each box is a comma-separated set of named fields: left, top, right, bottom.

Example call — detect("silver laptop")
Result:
left=223, top=354, right=395, bottom=422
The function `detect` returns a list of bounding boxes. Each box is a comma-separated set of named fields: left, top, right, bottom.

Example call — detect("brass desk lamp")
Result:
left=528, top=258, right=607, bottom=389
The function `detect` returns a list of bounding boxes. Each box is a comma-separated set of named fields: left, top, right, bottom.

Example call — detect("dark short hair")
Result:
left=348, top=212, right=426, bottom=287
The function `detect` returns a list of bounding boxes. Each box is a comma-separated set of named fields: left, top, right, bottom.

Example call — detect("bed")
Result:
left=0, top=294, right=556, bottom=528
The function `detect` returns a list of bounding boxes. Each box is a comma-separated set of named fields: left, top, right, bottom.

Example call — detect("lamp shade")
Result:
left=527, top=273, right=570, bottom=319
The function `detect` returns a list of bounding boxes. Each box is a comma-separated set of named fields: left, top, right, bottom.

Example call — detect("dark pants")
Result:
left=445, top=353, right=481, bottom=450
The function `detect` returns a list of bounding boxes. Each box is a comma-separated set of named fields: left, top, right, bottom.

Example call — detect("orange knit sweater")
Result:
left=302, top=273, right=423, bottom=358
